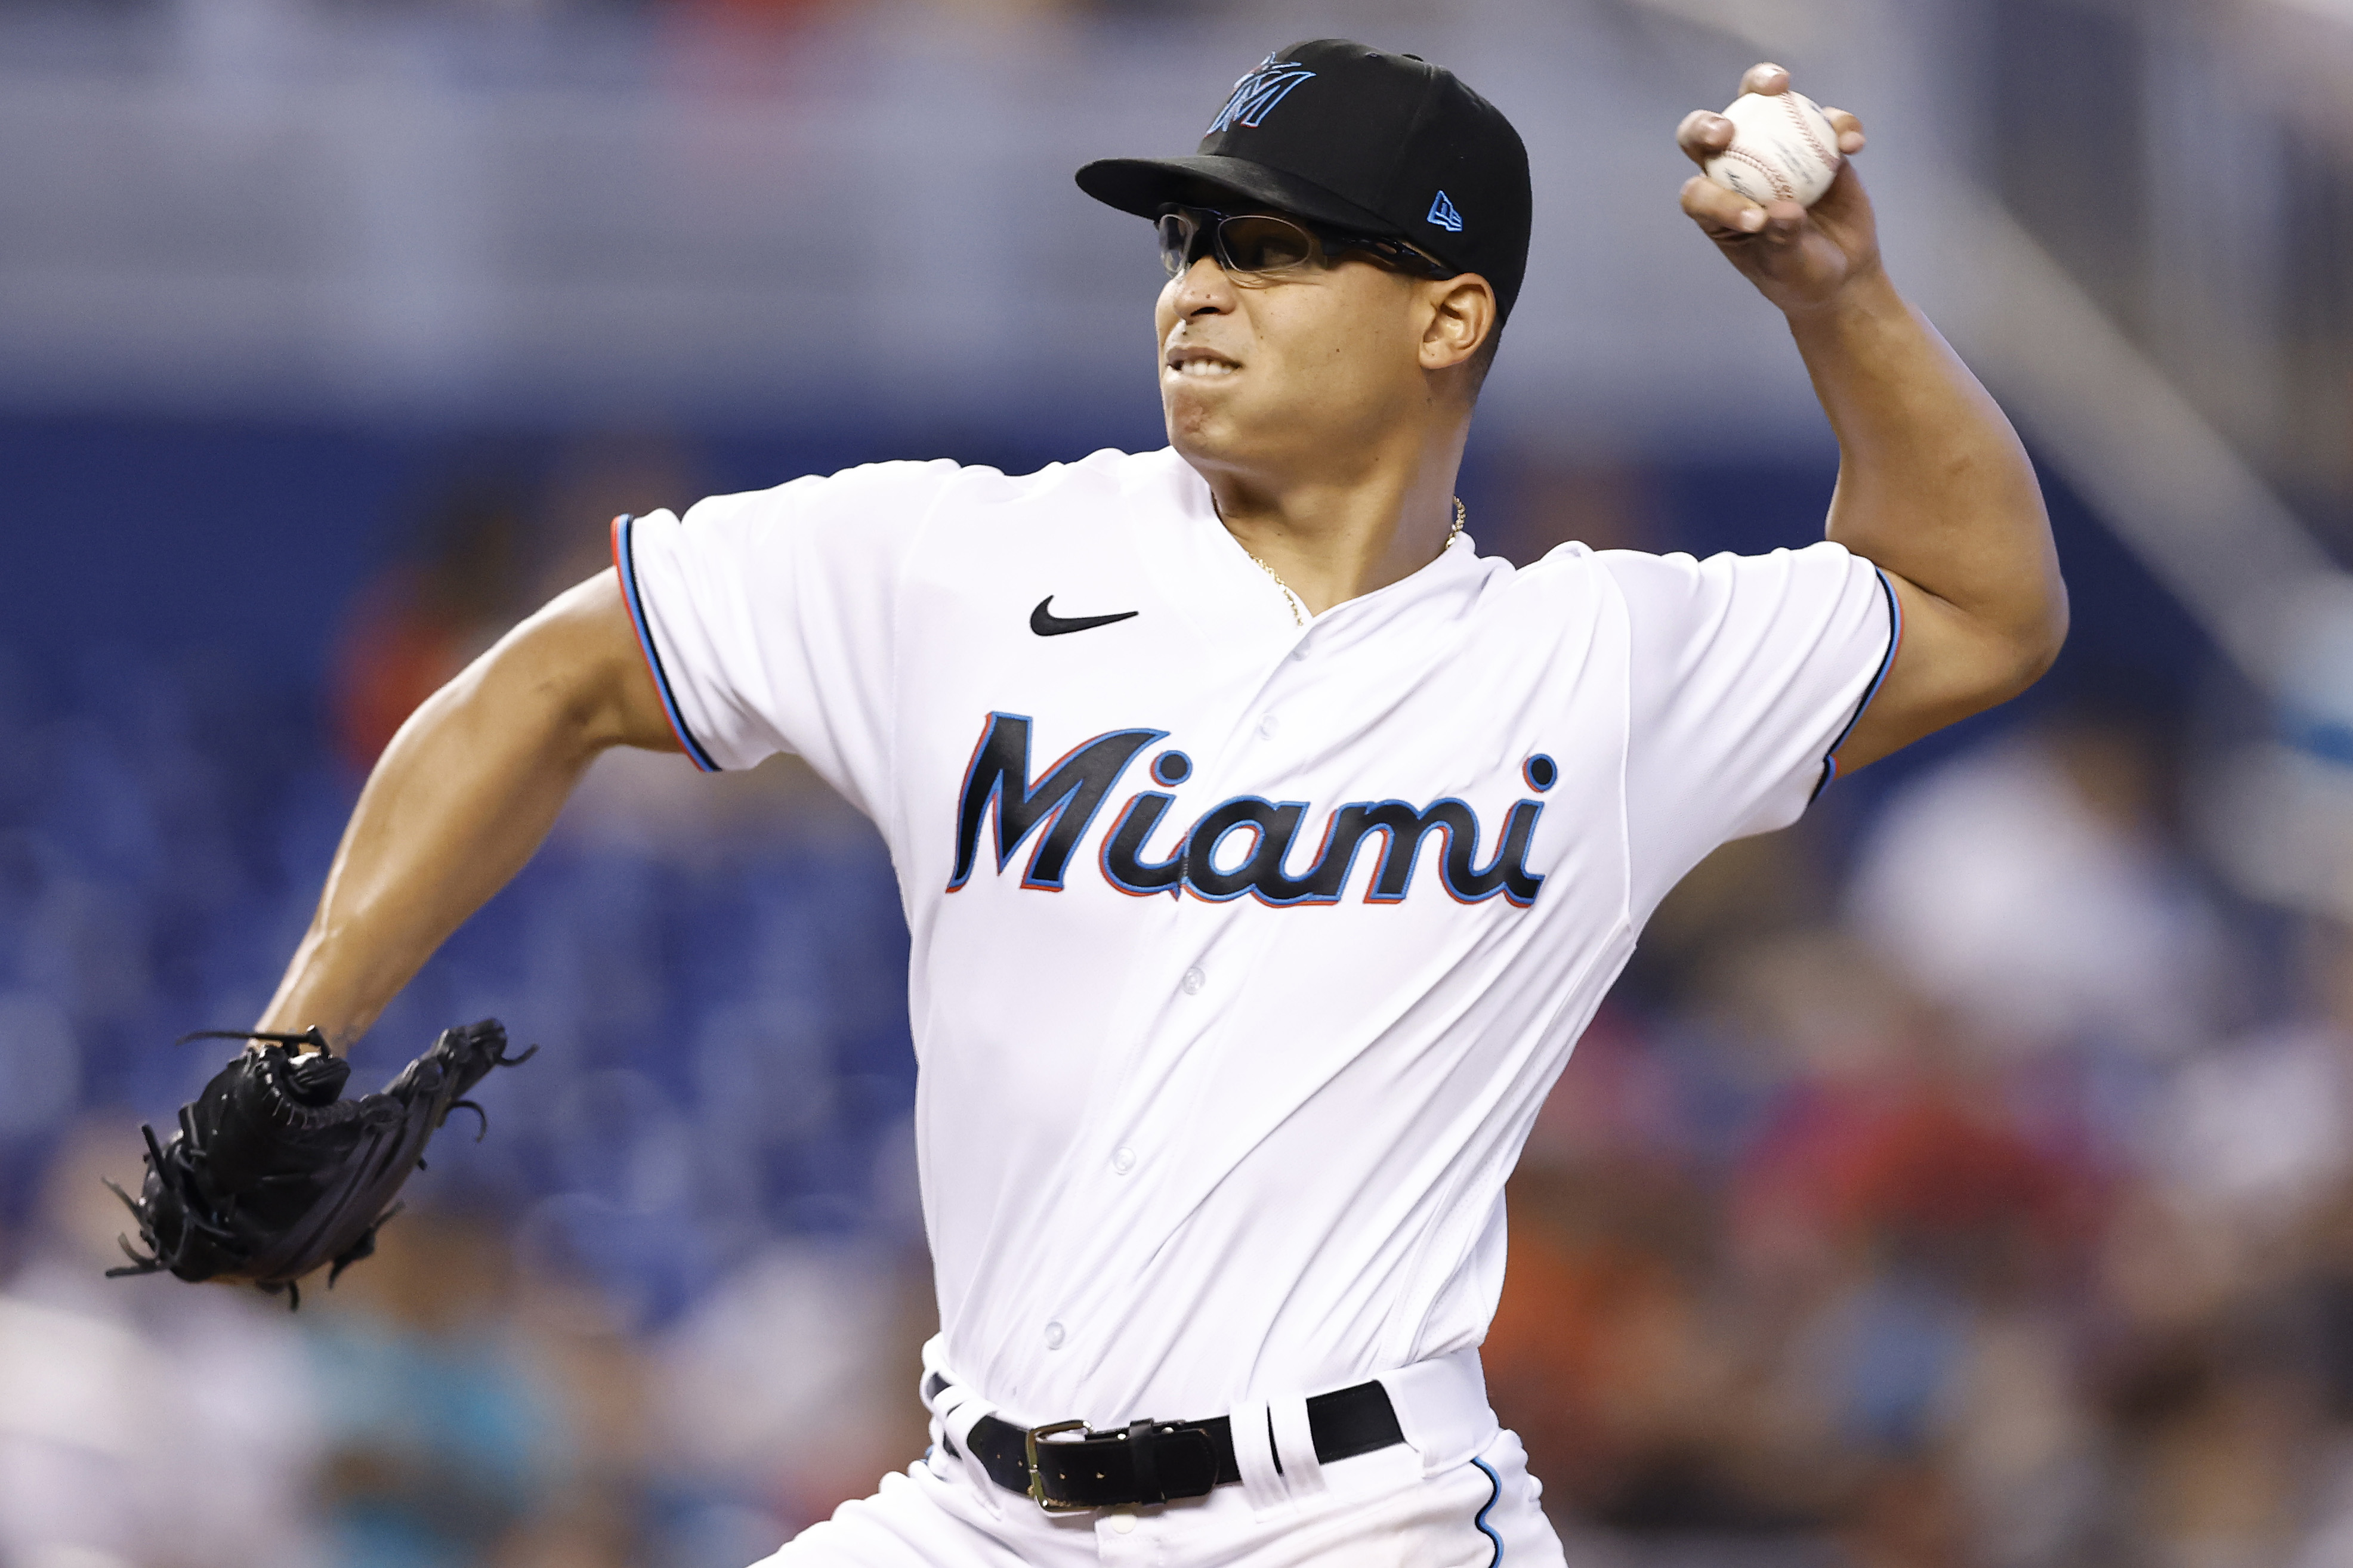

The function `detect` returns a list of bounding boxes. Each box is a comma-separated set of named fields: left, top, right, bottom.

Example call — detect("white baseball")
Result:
left=1703, top=89, right=1843, bottom=208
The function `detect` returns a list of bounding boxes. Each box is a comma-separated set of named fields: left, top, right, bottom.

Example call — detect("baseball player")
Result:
left=247, top=41, right=2064, bottom=1568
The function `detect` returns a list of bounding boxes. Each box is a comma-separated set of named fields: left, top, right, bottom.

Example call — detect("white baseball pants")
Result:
left=752, top=1425, right=1560, bottom=1568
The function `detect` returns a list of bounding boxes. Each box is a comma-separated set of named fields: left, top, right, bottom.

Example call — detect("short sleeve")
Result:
left=1598, top=542, right=1899, bottom=918
left=612, top=459, right=961, bottom=818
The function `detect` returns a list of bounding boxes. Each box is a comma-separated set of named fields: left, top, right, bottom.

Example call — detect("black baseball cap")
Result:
left=1076, top=39, right=1533, bottom=323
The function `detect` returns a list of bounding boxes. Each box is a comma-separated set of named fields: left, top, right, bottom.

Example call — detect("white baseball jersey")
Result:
left=614, top=446, right=1895, bottom=1439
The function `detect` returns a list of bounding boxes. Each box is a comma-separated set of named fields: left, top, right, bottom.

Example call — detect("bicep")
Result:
left=1832, top=567, right=2057, bottom=774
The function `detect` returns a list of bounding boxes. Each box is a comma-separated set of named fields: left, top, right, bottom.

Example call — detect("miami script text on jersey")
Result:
left=947, top=712, right=1552, bottom=908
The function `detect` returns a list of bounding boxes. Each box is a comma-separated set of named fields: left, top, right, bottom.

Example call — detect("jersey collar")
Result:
left=1143, top=449, right=1499, bottom=660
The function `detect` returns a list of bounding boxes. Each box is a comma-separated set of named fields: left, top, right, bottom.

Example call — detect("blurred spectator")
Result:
left=0, top=1119, right=325, bottom=1568
left=653, top=1239, right=934, bottom=1542
left=2154, top=918, right=2353, bottom=1254
left=1497, top=910, right=2126, bottom=1566
left=301, top=1202, right=600, bottom=1568
left=1848, top=710, right=2229, bottom=1063
left=329, top=478, right=530, bottom=774
left=501, top=1258, right=665, bottom=1568
left=1721, top=932, right=2084, bottom=1288
left=1488, top=1151, right=1771, bottom=1533
left=1723, top=930, right=2099, bottom=1568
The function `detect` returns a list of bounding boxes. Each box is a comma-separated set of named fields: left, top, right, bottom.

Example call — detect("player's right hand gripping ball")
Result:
left=106, top=1019, right=536, bottom=1308
left=1703, top=89, right=1843, bottom=208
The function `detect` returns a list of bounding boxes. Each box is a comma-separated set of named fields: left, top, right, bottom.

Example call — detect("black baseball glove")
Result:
left=106, top=1019, right=536, bottom=1308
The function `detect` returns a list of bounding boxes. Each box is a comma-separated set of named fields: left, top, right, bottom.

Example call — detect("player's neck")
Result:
left=1203, top=446, right=1467, bottom=618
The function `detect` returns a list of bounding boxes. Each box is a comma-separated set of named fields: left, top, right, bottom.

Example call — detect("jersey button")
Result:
left=1258, top=714, right=1280, bottom=739
left=1044, top=1320, right=1066, bottom=1350
left=1109, top=1511, right=1138, bottom=1535
left=1112, top=1146, right=1137, bottom=1174
left=1180, top=966, right=1205, bottom=996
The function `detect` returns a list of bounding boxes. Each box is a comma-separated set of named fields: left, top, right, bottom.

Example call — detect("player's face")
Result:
left=1154, top=241, right=1441, bottom=483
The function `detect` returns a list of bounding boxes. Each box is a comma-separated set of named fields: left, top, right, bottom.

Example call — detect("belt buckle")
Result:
left=1024, top=1419, right=1093, bottom=1513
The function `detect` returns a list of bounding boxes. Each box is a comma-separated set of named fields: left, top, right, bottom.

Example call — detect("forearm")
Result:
left=257, top=574, right=667, bottom=1048
left=1796, top=268, right=2065, bottom=670
left=1675, top=68, right=2065, bottom=766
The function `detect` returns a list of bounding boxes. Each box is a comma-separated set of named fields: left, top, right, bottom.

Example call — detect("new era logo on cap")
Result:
left=1426, top=190, right=1463, bottom=232
left=1209, top=55, right=1317, bottom=135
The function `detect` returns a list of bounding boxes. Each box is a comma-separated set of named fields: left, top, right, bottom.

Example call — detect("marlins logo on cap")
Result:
left=1208, top=55, right=1318, bottom=135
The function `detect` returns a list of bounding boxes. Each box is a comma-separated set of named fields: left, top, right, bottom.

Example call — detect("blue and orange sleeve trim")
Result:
left=1810, top=567, right=1904, bottom=802
left=611, top=513, right=721, bottom=774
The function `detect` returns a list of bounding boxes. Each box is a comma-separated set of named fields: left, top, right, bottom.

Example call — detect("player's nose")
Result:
left=1166, top=253, right=1237, bottom=316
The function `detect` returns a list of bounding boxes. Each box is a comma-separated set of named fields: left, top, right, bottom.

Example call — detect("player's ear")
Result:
left=1419, top=275, right=1495, bottom=375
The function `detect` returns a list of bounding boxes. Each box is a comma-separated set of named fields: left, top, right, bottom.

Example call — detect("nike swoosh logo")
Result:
left=1030, top=596, right=1140, bottom=637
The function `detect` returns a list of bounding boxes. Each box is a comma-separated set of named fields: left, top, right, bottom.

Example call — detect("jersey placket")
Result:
left=1021, top=642, right=1309, bottom=1396
left=1033, top=583, right=1453, bottom=1402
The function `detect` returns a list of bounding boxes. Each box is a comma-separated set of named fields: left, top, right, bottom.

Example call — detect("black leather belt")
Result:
left=925, top=1373, right=1406, bottom=1513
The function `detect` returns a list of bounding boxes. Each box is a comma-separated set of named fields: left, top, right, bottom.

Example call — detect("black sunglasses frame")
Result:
left=1154, top=205, right=1459, bottom=283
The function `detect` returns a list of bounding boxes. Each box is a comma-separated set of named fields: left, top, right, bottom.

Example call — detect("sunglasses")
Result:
left=1154, top=205, right=1458, bottom=283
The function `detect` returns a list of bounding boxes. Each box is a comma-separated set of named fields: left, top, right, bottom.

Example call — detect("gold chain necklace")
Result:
left=1241, top=497, right=1468, bottom=628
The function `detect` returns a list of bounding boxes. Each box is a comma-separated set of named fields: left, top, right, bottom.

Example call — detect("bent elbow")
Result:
left=1990, top=589, right=2070, bottom=707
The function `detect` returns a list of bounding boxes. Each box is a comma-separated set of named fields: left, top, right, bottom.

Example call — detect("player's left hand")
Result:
left=104, top=1018, right=536, bottom=1308
left=1675, top=63, right=1877, bottom=316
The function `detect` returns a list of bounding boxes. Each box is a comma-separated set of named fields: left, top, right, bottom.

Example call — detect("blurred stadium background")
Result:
left=2, top=0, right=2351, bottom=1564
